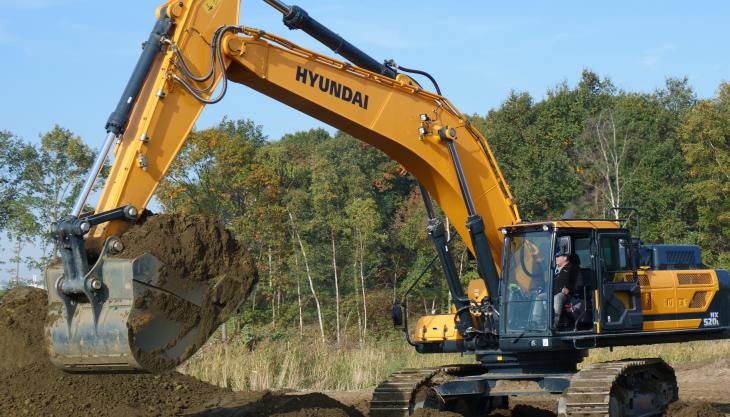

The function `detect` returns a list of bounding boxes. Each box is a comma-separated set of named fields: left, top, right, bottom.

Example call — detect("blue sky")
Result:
left=0, top=0, right=728, bottom=280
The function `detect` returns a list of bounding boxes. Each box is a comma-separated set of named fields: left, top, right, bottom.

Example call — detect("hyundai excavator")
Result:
left=44, top=1, right=730, bottom=416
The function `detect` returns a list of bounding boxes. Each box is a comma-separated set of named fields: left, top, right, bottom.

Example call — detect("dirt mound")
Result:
left=115, top=213, right=258, bottom=371
left=666, top=401, right=726, bottom=417
left=0, top=286, right=236, bottom=416
left=0, top=286, right=47, bottom=373
left=1, top=361, right=235, bottom=416
left=0, top=290, right=360, bottom=417
left=188, top=391, right=364, bottom=417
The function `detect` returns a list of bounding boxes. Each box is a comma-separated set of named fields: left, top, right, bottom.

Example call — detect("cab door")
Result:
left=597, top=234, right=643, bottom=332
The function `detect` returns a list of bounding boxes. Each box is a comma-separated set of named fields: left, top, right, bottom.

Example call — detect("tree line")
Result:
left=1, top=71, right=727, bottom=342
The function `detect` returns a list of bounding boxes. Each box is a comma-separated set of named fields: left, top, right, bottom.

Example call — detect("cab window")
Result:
left=503, top=231, right=551, bottom=333
left=599, top=236, right=631, bottom=274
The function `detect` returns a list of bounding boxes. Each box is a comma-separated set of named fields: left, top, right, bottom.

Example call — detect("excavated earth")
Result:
left=114, top=214, right=258, bottom=371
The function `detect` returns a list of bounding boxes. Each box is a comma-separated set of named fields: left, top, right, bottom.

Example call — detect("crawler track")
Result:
left=559, top=358, right=678, bottom=417
left=370, top=368, right=440, bottom=417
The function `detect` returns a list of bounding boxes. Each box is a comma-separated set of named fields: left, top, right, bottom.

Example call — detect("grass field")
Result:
left=179, top=329, right=730, bottom=391
left=179, top=332, right=470, bottom=391
left=583, top=339, right=730, bottom=366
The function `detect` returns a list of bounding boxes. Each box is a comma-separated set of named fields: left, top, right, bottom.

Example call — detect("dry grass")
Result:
left=180, top=333, right=730, bottom=391
left=584, top=339, right=730, bottom=367
left=179, top=334, right=470, bottom=391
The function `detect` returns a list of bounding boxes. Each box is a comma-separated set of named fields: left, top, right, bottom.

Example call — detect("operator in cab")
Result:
left=553, top=246, right=584, bottom=328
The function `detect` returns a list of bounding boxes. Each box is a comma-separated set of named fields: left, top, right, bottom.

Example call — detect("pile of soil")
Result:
left=192, top=392, right=365, bottom=417
left=0, top=286, right=235, bottom=416
left=0, top=287, right=366, bottom=417
left=0, top=286, right=47, bottom=372
left=115, top=214, right=259, bottom=371
left=666, top=401, right=726, bottom=417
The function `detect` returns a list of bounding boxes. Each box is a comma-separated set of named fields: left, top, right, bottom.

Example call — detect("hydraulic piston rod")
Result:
left=263, top=0, right=397, bottom=78
left=70, top=12, right=174, bottom=217
left=263, top=0, right=290, bottom=15
left=70, top=131, right=116, bottom=217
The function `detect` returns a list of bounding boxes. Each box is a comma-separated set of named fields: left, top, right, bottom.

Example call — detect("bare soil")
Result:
left=2, top=284, right=729, bottom=416
left=0, top=286, right=237, bottom=417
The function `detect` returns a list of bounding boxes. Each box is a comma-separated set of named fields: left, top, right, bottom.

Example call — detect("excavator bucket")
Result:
left=42, top=0, right=246, bottom=373
left=44, top=215, right=256, bottom=373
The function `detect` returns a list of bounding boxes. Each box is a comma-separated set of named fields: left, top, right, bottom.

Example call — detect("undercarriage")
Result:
left=370, top=358, right=678, bottom=417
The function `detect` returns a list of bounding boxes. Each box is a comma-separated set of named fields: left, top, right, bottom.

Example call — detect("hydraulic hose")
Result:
left=384, top=59, right=442, bottom=95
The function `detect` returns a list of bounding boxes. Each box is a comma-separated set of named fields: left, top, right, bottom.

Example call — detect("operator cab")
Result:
left=500, top=220, right=643, bottom=345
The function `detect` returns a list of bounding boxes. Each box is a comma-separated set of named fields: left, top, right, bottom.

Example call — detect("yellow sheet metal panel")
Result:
left=641, top=271, right=675, bottom=289
left=553, top=220, right=621, bottom=229
left=467, top=279, right=488, bottom=303
left=675, top=318, right=702, bottom=330
left=638, top=270, right=718, bottom=320
left=642, top=288, right=676, bottom=315
left=643, top=319, right=701, bottom=331
left=674, top=270, right=719, bottom=315
left=413, top=314, right=462, bottom=342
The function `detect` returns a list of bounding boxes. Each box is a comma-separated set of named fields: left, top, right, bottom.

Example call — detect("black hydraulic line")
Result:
left=170, top=26, right=239, bottom=105
left=385, top=60, right=442, bottom=95
left=418, top=183, right=436, bottom=220
left=264, top=1, right=398, bottom=79
left=427, top=217, right=472, bottom=335
left=440, top=128, right=501, bottom=309
left=443, top=137, right=477, bottom=217
left=105, top=10, right=175, bottom=135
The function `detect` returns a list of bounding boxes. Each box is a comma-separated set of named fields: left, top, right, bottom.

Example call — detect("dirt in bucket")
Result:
left=115, top=213, right=259, bottom=371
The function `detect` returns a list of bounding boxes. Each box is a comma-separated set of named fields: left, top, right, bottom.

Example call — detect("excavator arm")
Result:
left=46, top=0, right=519, bottom=372
left=90, top=0, right=519, bottom=262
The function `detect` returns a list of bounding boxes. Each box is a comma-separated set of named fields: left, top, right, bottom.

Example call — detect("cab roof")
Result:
left=506, top=219, right=621, bottom=232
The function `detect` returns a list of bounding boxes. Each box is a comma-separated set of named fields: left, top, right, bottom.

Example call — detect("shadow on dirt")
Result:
left=187, top=392, right=365, bottom=417
left=509, top=404, right=556, bottom=417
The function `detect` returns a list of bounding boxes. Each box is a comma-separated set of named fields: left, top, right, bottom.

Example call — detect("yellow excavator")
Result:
left=45, top=1, right=730, bottom=416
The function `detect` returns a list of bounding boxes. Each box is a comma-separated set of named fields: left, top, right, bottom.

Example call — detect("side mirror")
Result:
left=558, top=236, right=572, bottom=256
left=391, top=304, right=404, bottom=327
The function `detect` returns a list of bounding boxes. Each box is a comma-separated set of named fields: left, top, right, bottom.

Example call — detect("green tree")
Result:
left=345, top=197, right=386, bottom=337
left=20, top=126, right=97, bottom=271
left=618, top=84, right=694, bottom=243
left=157, top=118, right=266, bottom=225
left=679, top=82, right=730, bottom=268
left=0, top=131, right=38, bottom=279
left=0, top=131, right=36, bottom=229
